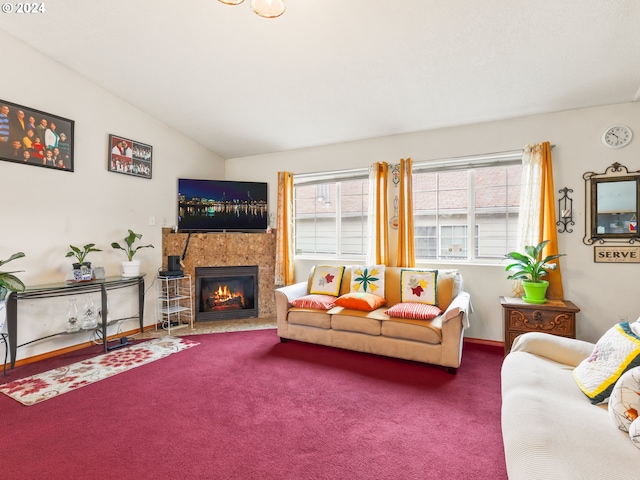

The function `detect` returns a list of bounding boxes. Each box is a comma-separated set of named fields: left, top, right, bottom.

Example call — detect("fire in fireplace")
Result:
left=195, top=266, right=258, bottom=321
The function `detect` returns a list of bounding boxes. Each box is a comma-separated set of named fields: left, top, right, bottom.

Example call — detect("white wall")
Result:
left=226, top=101, right=640, bottom=344
left=1, top=30, right=225, bottom=360
left=4, top=24, right=640, bottom=357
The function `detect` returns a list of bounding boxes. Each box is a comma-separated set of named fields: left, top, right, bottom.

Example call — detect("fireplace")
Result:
left=195, top=266, right=259, bottom=321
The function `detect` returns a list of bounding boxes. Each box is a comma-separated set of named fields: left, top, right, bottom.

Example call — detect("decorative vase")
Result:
left=121, top=260, right=141, bottom=277
left=66, top=298, right=80, bottom=333
left=522, top=280, right=549, bottom=304
left=81, top=296, right=98, bottom=330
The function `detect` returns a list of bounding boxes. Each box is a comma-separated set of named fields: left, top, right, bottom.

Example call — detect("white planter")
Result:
left=121, top=260, right=141, bottom=277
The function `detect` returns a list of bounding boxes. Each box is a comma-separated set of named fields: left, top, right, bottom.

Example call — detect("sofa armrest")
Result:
left=275, top=282, right=309, bottom=303
left=509, top=331, right=595, bottom=367
left=274, top=282, right=309, bottom=328
left=442, top=291, right=471, bottom=328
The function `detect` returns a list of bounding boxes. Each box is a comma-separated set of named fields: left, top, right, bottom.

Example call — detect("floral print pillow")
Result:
left=400, top=269, right=438, bottom=305
left=309, top=265, right=345, bottom=296
left=350, top=265, right=385, bottom=298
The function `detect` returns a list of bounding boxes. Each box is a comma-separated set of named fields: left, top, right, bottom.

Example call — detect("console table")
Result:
left=5, top=275, right=145, bottom=370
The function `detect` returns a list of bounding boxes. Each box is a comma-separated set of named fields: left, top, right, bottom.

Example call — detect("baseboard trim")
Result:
left=464, top=337, right=504, bottom=348
left=4, top=325, right=154, bottom=369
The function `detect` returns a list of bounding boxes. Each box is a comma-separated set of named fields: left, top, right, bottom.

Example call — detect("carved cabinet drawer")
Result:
left=500, top=296, right=580, bottom=356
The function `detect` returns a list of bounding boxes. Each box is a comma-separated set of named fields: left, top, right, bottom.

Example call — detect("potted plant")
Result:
left=0, top=252, right=26, bottom=332
left=66, top=243, right=102, bottom=281
left=111, top=229, right=154, bottom=277
left=504, top=240, right=564, bottom=304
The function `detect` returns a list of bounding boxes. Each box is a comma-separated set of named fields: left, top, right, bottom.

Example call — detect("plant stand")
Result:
left=155, top=275, right=193, bottom=334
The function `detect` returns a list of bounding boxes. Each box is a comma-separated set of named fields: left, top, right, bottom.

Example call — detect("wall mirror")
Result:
left=584, top=162, right=640, bottom=244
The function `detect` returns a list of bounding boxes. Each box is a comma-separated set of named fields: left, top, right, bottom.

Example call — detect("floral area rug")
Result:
left=0, top=336, right=199, bottom=406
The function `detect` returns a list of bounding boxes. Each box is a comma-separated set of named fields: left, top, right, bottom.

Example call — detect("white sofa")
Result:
left=501, top=332, right=639, bottom=480
left=274, top=266, right=471, bottom=373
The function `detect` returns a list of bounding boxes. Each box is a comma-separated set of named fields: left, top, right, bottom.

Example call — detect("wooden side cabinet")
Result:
left=500, top=296, right=580, bottom=356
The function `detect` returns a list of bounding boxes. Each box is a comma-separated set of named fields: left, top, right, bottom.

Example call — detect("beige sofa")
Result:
left=501, top=332, right=638, bottom=480
left=274, top=266, right=471, bottom=373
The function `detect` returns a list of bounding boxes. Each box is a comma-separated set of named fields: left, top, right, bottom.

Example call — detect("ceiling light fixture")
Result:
left=218, top=0, right=286, bottom=19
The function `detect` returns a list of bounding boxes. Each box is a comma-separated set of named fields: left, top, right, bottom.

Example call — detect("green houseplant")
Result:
left=65, top=243, right=102, bottom=281
left=111, top=229, right=154, bottom=277
left=1, top=252, right=26, bottom=332
left=0, top=252, right=26, bottom=301
left=504, top=240, right=564, bottom=304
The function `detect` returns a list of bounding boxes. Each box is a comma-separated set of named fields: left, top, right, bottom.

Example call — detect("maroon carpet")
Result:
left=0, top=330, right=507, bottom=479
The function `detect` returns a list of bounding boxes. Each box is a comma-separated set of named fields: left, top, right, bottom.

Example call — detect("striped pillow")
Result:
left=290, top=294, right=337, bottom=310
left=385, top=302, right=442, bottom=320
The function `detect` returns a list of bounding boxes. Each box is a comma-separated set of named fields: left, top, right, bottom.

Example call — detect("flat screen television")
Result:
left=178, top=178, right=268, bottom=232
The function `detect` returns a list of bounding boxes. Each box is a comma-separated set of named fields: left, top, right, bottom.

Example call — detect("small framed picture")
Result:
left=594, top=245, right=640, bottom=263
left=107, top=134, right=152, bottom=179
left=0, top=98, right=74, bottom=172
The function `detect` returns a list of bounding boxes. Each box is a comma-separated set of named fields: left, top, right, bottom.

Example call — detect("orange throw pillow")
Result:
left=335, top=292, right=387, bottom=312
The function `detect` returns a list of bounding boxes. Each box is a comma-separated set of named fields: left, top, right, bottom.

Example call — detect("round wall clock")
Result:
left=602, top=125, right=633, bottom=149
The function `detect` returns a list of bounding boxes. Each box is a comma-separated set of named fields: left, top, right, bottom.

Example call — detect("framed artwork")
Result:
left=108, top=134, right=152, bottom=179
left=0, top=99, right=74, bottom=172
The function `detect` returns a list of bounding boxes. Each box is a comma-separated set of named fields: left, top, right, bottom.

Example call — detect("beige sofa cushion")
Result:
left=381, top=317, right=442, bottom=344
left=331, top=313, right=382, bottom=336
left=288, top=308, right=332, bottom=329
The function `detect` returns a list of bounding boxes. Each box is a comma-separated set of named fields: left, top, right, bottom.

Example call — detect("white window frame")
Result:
left=292, top=150, right=523, bottom=262
left=294, top=168, right=369, bottom=259
left=412, top=150, right=523, bottom=263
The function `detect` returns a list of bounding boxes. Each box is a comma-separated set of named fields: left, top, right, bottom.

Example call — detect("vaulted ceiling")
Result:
left=1, top=0, right=639, bottom=159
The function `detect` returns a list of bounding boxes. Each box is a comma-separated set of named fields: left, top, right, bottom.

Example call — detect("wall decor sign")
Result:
left=594, top=245, right=640, bottom=263
left=0, top=99, right=74, bottom=172
left=108, top=134, right=152, bottom=179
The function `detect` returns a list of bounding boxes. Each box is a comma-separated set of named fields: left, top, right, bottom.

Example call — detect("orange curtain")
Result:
left=367, top=162, right=389, bottom=265
left=538, top=142, right=564, bottom=299
left=275, top=171, right=294, bottom=285
left=396, top=158, right=415, bottom=267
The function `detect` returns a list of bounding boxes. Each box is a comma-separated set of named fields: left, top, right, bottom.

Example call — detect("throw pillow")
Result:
left=385, top=302, right=442, bottom=320
left=335, top=292, right=387, bottom=312
left=630, top=418, right=640, bottom=449
left=573, top=322, right=640, bottom=404
left=290, top=294, right=337, bottom=310
left=608, top=366, right=640, bottom=432
left=350, top=265, right=385, bottom=297
left=400, top=269, right=438, bottom=305
left=309, top=265, right=346, bottom=296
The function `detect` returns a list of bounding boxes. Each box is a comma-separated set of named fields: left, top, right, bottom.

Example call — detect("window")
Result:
left=413, top=158, right=522, bottom=261
left=293, top=151, right=522, bottom=262
left=294, top=173, right=369, bottom=257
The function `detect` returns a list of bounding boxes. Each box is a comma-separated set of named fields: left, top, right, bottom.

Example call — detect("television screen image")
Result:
left=178, top=178, right=268, bottom=232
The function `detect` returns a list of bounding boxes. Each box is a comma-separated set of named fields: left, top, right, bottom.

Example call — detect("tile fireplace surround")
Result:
left=161, top=228, right=277, bottom=319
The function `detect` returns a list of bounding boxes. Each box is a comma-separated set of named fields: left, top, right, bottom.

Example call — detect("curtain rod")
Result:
left=294, top=144, right=556, bottom=181
left=417, top=144, right=556, bottom=165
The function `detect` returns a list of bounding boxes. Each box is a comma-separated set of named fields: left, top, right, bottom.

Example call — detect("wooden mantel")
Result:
left=161, top=228, right=277, bottom=319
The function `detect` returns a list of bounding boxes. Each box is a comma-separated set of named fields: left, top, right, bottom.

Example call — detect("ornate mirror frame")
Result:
left=583, top=162, right=640, bottom=244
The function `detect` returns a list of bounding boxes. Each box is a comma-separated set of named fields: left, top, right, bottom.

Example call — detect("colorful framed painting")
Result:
left=0, top=99, right=74, bottom=172
left=108, top=134, right=152, bottom=179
